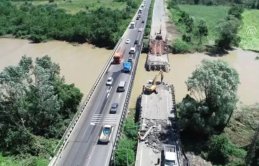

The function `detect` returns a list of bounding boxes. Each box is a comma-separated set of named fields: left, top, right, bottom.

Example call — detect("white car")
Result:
left=106, top=77, right=113, bottom=86
left=125, top=39, right=131, bottom=44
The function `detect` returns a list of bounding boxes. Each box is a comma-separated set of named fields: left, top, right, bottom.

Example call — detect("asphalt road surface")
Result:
left=53, top=1, right=151, bottom=166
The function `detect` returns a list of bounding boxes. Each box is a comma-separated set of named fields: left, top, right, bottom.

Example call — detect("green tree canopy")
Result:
left=179, top=60, right=239, bottom=136
left=0, top=56, right=82, bottom=155
left=195, top=20, right=208, bottom=45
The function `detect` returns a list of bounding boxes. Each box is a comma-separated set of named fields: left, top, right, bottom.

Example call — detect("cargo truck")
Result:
left=123, top=58, right=133, bottom=73
left=113, top=48, right=125, bottom=64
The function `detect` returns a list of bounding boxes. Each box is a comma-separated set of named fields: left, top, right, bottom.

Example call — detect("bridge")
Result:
left=49, top=0, right=151, bottom=165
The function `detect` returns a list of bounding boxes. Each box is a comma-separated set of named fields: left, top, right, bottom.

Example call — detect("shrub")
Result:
left=172, top=39, right=191, bottom=53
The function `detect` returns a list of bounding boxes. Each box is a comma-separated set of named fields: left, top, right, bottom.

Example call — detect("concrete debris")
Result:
left=139, top=118, right=176, bottom=151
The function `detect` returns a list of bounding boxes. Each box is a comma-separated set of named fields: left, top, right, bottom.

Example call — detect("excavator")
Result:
left=143, top=70, right=164, bottom=94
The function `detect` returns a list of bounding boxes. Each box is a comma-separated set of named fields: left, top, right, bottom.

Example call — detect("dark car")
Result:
left=110, top=103, right=119, bottom=114
left=142, top=20, right=145, bottom=23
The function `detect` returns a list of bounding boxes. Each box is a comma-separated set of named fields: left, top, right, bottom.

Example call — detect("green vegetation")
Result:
left=178, top=5, right=229, bottom=42
left=178, top=60, right=240, bottom=136
left=0, top=56, right=82, bottom=164
left=168, top=3, right=245, bottom=52
left=215, top=5, right=244, bottom=50
left=115, top=113, right=138, bottom=166
left=170, top=4, right=259, bottom=51
left=208, top=134, right=246, bottom=165
left=0, top=0, right=141, bottom=48
left=12, top=0, right=129, bottom=14
left=177, top=59, right=259, bottom=165
left=239, top=10, right=259, bottom=51
left=176, top=0, right=259, bottom=9
left=172, top=38, right=191, bottom=53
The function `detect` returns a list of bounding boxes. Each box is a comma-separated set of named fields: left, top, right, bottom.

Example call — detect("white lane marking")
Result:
left=90, top=114, right=118, bottom=125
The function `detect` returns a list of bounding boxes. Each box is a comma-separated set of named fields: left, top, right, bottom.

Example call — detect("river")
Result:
left=129, top=49, right=259, bottom=108
left=0, top=39, right=258, bottom=107
left=0, top=38, right=112, bottom=97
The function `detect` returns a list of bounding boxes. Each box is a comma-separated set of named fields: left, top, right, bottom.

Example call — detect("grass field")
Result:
left=12, top=0, right=137, bottom=14
left=239, top=10, right=259, bottom=51
left=178, top=5, right=229, bottom=43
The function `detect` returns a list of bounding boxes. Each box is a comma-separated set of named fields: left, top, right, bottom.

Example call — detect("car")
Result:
left=110, top=103, right=119, bottom=114
left=142, top=20, right=145, bottom=23
left=106, top=77, right=113, bottom=86
left=138, top=28, right=143, bottom=32
left=125, top=39, right=131, bottom=44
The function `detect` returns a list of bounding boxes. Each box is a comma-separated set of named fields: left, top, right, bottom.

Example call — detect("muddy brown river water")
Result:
left=0, top=39, right=258, bottom=107
left=0, top=38, right=112, bottom=97
left=129, top=49, right=259, bottom=107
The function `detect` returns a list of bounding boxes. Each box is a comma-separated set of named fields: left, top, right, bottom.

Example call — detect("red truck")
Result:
left=113, top=47, right=125, bottom=64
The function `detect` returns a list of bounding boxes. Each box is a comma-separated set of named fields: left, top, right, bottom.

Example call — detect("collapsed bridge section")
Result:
left=145, top=31, right=170, bottom=72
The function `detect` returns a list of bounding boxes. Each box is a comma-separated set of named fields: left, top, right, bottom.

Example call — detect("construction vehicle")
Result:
left=162, top=144, right=179, bottom=166
left=113, top=47, right=125, bottom=64
left=143, top=70, right=164, bottom=93
left=98, top=125, right=113, bottom=144
left=123, top=58, right=133, bottom=73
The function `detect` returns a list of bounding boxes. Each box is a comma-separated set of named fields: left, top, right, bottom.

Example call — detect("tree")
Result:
left=208, top=134, right=246, bottom=165
left=228, top=5, right=244, bottom=19
left=179, top=60, right=239, bottom=135
left=216, top=16, right=241, bottom=50
left=208, top=134, right=230, bottom=164
left=0, top=55, right=82, bottom=155
left=196, top=20, right=208, bottom=45
left=115, top=138, right=136, bottom=166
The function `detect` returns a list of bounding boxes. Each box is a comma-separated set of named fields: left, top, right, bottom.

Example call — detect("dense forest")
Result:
left=0, top=0, right=139, bottom=48
left=0, top=56, right=82, bottom=164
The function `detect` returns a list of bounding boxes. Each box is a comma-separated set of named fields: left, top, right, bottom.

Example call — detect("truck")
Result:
left=123, top=58, right=133, bottom=72
left=113, top=48, right=125, bottom=64
left=162, top=144, right=179, bottom=166
left=98, top=125, right=113, bottom=144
